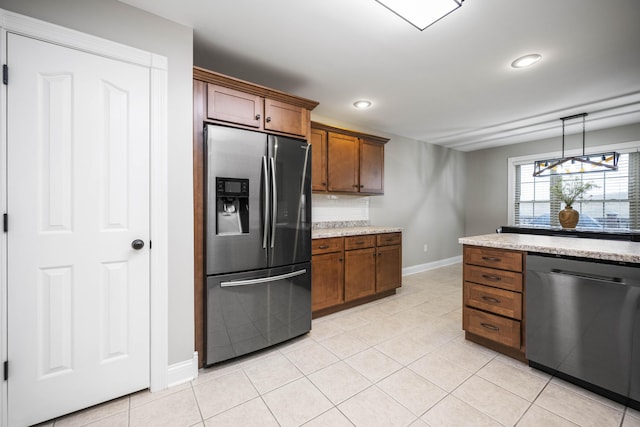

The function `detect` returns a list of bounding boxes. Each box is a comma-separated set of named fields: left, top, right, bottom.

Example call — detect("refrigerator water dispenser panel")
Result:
left=216, top=177, right=249, bottom=235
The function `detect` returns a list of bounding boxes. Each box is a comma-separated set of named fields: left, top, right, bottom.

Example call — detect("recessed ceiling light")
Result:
left=353, top=100, right=372, bottom=109
left=511, top=54, right=542, bottom=69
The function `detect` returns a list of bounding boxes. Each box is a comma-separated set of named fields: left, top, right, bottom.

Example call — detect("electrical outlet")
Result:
left=423, top=244, right=428, bottom=252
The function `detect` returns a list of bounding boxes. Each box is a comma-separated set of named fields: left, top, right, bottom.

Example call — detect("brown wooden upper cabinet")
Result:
left=360, top=138, right=384, bottom=194
left=328, top=132, right=360, bottom=192
left=208, top=84, right=309, bottom=137
left=195, top=67, right=318, bottom=140
left=311, top=122, right=388, bottom=195
left=311, top=128, right=328, bottom=191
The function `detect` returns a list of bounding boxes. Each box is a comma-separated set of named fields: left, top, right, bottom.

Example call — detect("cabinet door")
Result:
left=344, top=248, right=376, bottom=301
left=360, top=139, right=384, bottom=194
left=312, top=252, right=344, bottom=311
left=327, top=132, right=359, bottom=192
left=264, top=98, right=308, bottom=137
left=376, top=245, right=401, bottom=292
left=311, top=128, right=327, bottom=191
left=207, top=84, right=263, bottom=129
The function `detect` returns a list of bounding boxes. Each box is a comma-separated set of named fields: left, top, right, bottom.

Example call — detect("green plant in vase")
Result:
left=550, top=177, right=597, bottom=228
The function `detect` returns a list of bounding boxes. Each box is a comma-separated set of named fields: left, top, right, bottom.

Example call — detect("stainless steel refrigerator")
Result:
left=205, top=124, right=312, bottom=366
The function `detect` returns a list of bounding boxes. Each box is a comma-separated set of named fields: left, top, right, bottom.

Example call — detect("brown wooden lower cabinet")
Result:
left=376, top=244, right=401, bottom=292
left=462, top=244, right=526, bottom=361
left=311, top=251, right=344, bottom=312
left=312, top=232, right=402, bottom=317
left=345, top=247, right=376, bottom=301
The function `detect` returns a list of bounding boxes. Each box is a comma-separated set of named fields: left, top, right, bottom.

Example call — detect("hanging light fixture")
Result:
left=533, top=113, right=619, bottom=177
left=375, top=0, right=465, bottom=31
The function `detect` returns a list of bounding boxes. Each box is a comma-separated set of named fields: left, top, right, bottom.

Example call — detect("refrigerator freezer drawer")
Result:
left=206, top=263, right=311, bottom=365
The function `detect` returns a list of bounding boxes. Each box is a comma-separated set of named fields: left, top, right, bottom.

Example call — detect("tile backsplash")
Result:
left=311, top=194, right=369, bottom=223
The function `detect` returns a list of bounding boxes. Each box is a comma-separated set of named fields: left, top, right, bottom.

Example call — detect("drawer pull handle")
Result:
left=355, top=241, right=365, bottom=244
left=482, top=256, right=501, bottom=262
left=318, top=245, right=329, bottom=249
left=481, top=274, right=502, bottom=281
left=481, top=296, right=501, bottom=304
left=481, top=323, right=500, bottom=332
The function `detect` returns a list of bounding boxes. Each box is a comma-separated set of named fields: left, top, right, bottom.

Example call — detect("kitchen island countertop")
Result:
left=312, top=226, right=402, bottom=239
left=459, top=233, right=640, bottom=264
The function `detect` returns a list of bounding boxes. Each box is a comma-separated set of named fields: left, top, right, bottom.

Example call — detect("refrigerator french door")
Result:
left=205, top=124, right=312, bottom=365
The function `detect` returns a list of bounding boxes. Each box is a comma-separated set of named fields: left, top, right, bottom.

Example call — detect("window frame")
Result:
left=508, top=141, right=640, bottom=227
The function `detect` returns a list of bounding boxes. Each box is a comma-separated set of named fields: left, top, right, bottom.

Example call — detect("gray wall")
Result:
left=0, top=0, right=195, bottom=365
left=313, top=114, right=467, bottom=267
left=464, top=122, right=640, bottom=236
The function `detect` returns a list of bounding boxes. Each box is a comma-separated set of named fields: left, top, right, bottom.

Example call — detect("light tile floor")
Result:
left=40, top=263, right=640, bottom=427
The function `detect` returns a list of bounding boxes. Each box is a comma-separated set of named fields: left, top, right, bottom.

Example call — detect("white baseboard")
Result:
left=166, top=351, right=199, bottom=388
left=402, top=255, right=462, bottom=277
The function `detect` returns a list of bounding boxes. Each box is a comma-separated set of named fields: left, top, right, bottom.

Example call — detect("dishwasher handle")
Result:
left=550, top=268, right=625, bottom=285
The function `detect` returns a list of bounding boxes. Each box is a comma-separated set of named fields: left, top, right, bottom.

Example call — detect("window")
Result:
left=513, top=151, right=640, bottom=231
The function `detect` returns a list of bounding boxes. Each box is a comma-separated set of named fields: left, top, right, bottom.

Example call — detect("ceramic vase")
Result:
left=559, top=206, right=579, bottom=229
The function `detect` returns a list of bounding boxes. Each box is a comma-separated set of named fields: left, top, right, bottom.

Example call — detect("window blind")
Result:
left=514, top=152, right=639, bottom=231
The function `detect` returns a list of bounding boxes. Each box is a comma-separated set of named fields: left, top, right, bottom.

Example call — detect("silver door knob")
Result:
left=131, top=239, right=145, bottom=250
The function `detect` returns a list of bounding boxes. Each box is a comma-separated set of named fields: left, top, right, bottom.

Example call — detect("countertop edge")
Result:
left=312, top=226, right=403, bottom=239
left=459, top=234, right=640, bottom=264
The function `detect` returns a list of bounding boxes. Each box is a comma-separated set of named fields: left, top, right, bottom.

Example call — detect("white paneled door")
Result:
left=6, top=33, right=150, bottom=426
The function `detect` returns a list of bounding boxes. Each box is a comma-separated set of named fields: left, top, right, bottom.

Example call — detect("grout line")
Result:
left=189, top=381, right=205, bottom=425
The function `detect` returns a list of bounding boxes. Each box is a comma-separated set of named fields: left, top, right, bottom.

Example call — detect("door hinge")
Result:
left=3, top=361, right=7, bottom=381
left=2, top=64, right=7, bottom=85
left=3, top=213, right=7, bottom=232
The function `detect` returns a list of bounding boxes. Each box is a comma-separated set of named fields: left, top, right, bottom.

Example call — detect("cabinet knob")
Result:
left=266, top=116, right=271, bottom=123
left=339, top=258, right=343, bottom=262
left=255, top=114, right=261, bottom=120
left=322, top=182, right=327, bottom=185
left=353, top=185, right=359, bottom=188
left=360, top=185, right=364, bottom=188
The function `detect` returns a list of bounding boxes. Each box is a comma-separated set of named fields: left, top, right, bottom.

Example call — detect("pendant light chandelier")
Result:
left=533, top=113, right=619, bottom=177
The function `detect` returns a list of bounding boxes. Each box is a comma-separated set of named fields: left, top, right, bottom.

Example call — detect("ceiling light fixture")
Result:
left=533, top=113, right=619, bottom=177
left=511, top=54, right=542, bottom=68
left=353, top=100, right=372, bottom=109
left=375, top=0, right=465, bottom=31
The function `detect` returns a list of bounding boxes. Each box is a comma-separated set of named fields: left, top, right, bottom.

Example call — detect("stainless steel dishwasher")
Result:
left=526, top=253, right=640, bottom=409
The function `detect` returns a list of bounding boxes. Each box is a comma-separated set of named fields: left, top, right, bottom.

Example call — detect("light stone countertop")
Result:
left=312, top=226, right=403, bottom=239
left=459, top=233, right=640, bottom=264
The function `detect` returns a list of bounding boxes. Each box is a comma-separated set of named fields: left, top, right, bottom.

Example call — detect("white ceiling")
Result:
left=121, top=0, right=640, bottom=151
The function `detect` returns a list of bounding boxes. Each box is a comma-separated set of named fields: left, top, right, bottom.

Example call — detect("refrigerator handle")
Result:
left=270, top=157, right=277, bottom=248
left=220, top=269, right=307, bottom=287
left=262, top=156, right=269, bottom=249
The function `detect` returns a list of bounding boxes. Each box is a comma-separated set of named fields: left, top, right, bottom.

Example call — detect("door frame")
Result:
left=0, top=9, right=169, bottom=426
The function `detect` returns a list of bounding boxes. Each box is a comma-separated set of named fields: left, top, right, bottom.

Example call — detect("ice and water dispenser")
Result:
left=215, top=177, right=249, bottom=235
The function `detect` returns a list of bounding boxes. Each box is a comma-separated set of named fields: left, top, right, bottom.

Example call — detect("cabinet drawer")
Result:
left=464, top=307, right=521, bottom=349
left=464, top=264, right=523, bottom=292
left=312, top=237, right=344, bottom=255
left=345, top=235, right=376, bottom=250
left=376, top=233, right=401, bottom=246
left=464, top=246, right=523, bottom=272
left=464, top=282, right=522, bottom=320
